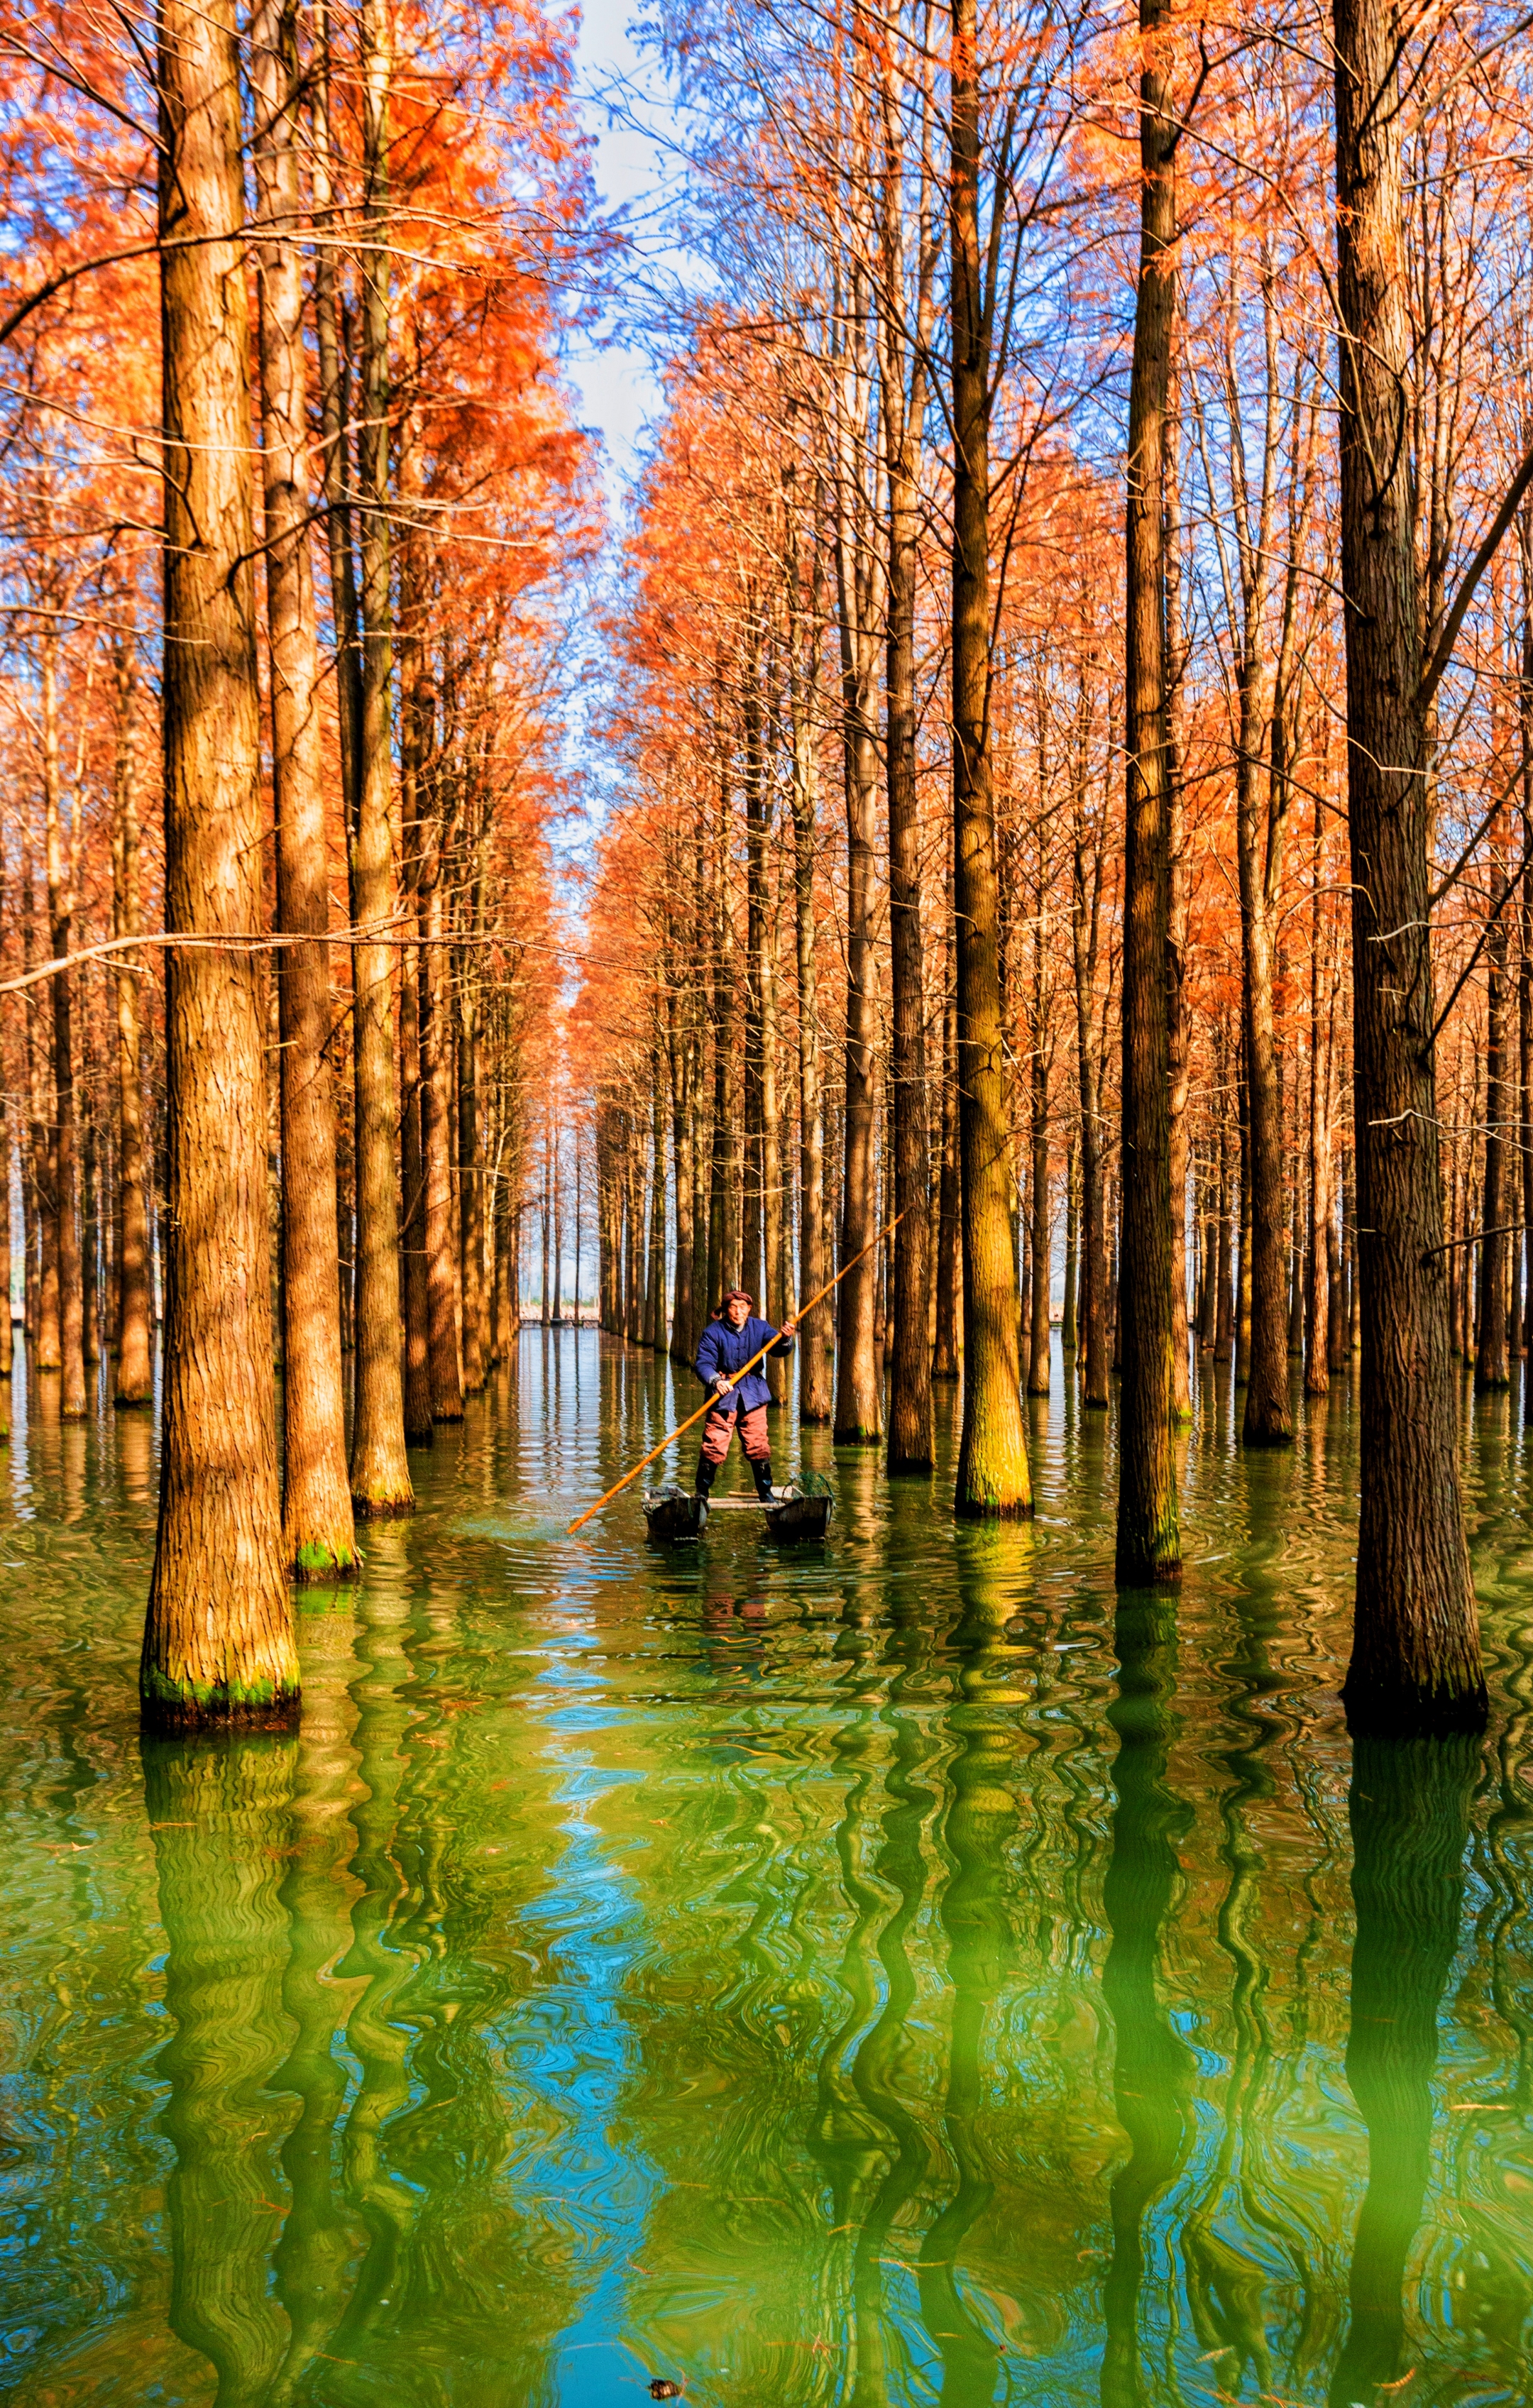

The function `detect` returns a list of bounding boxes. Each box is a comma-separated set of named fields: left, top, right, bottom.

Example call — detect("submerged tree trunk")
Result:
left=1332, top=0, right=1484, bottom=1730
left=950, top=0, right=1030, bottom=1514
left=141, top=0, right=296, bottom=1727
left=1116, top=0, right=1180, bottom=1583
left=252, top=0, right=356, bottom=1577
left=347, top=0, right=413, bottom=1514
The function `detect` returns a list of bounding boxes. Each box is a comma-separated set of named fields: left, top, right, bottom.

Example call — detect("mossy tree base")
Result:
left=141, top=1668, right=301, bottom=1737
left=291, top=1538, right=360, bottom=1583
left=351, top=1490, right=415, bottom=1521
left=955, top=1491, right=1033, bottom=1522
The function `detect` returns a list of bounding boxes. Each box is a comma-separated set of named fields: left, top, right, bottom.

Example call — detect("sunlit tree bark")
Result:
left=950, top=0, right=1029, bottom=1515
left=141, top=0, right=297, bottom=1730
left=348, top=0, right=413, bottom=1512
left=252, top=0, right=357, bottom=1578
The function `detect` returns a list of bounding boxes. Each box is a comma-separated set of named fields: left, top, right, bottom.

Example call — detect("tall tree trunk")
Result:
left=646, top=1040, right=666, bottom=1349
left=0, top=1072, right=11, bottom=1392
left=668, top=962, right=696, bottom=1365
left=688, top=901, right=710, bottom=1351
left=951, top=0, right=1030, bottom=1513
left=789, top=612, right=832, bottom=1418
left=1522, top=642, right=1533, bottom=1356
left=742, top=637, right=765, bottom=1304
left=761, top=859, right=786, bottom=1385
left=310, top=0, right=361, bottom=833
left=459, top=913, right=487, bottom=1387
left=1238, top=675, right=1291, bottom=1443
left=82, top=1088, right=99, bottom=1370
left=111, top=647, right=153, bottom=1402
left=347, top=0, right=412, bottom=1513
left=835, top=561, right=882, bottom=1445
left=1165, top=337, right=1191, bottom=1424
left=1332, top=0, right=1484, bottom=1728
left=41, top=624, right=85, bottom=1414
left=1062, top=1140, right=1079, bottom=1354
left=882, top=97, right=935, bottom=1470
left=1215, top=1060, right=1235, bottom=1363
left=625, top=1121, right=644, bottom=1341
left=22, top=837, right=48, bottom=1365
left=1307, top=871, right=1333, bottom=1397
left=252, top=0, right=356, bottom=1576
left=395, top=544, right=433, bottom=1444
left=932, top=894, right=961, bottom=1381
left=142, top=0, right=295, bottom=1727
left=1073, top=810, right=1109, bottom=1409
left=1234, top=1063, right=1253, bottom=1385
left=1116, top=0, right=1180, bottom=1581
left=421, top=849, right=463, bottom=1419
left=1027, top=1011, right=1051, bottom=1397
left=1282, top=1045, right=1300, bottom=1353
left=1474, top=838, right=1511, bottom=1392
left=0, top=835, right=10, bottom=1388
left=708, top=778, right=738, bottom=1307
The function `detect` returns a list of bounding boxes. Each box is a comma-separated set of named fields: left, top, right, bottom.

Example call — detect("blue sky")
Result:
left=567, top=0, right=669, bottom=495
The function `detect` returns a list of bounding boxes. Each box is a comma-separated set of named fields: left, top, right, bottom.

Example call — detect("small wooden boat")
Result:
left=761, top=1482, right=834, bottom=1542
left=643, top=1478, right=833, bottom=1543
left=643, top=1485, right=708, bottom=1541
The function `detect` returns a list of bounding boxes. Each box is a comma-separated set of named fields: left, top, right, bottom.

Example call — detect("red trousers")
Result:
left=700, top=1402, right=770, bottom=1466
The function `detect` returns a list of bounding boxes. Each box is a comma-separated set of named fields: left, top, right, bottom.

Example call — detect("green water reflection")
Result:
left=1, top=1335, right=1531, bottom=2404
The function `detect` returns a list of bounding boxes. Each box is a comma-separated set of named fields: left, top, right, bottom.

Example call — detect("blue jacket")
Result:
left=695, top=1314, right=793, bottom=1415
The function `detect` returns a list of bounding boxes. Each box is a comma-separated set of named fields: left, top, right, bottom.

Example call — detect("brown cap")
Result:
left=722, top=1287, right=754, bottom=1307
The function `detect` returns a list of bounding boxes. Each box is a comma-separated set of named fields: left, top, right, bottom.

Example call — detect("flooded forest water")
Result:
left=1, top=1330, right=1530, bottom=2406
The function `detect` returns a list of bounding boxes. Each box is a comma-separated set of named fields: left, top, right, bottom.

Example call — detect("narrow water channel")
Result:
left=1, top=1334, right=1529, bottom=2404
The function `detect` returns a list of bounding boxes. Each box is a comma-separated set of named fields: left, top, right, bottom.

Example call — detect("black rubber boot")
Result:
left=695, top=1454, right=717, bottom=1500
left=752, top=1458, right=776, bottom=1503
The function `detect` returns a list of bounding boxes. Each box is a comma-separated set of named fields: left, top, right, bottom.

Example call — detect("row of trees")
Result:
left=0, top=0, right=596, bottom=1722
left=578, top=0, right=1533, bottom=1734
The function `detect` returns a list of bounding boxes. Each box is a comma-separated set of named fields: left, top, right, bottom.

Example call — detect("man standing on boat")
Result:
left=695, top=1289, right=797, bottom=1502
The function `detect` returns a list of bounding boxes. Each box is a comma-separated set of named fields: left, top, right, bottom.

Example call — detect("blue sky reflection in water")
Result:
left=0, top=1331, right=1531, bottom=2405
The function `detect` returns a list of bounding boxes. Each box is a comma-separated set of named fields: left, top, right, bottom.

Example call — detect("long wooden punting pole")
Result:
left=567, top=1211, right=906, bottom=1536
